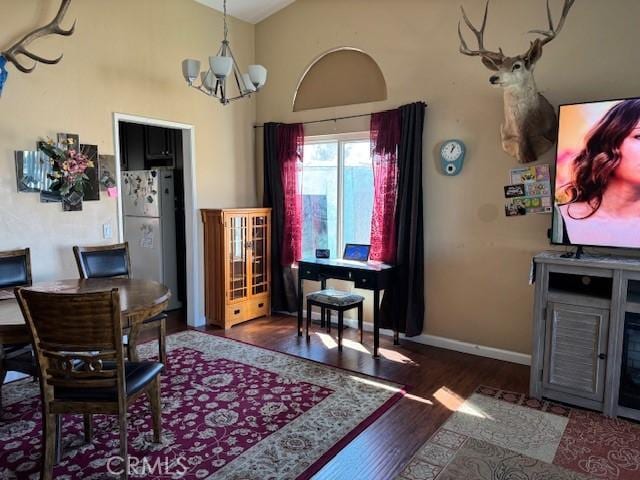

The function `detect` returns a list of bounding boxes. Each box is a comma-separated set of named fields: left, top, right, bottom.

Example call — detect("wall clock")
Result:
left=440, top=139, right=466, bottom=176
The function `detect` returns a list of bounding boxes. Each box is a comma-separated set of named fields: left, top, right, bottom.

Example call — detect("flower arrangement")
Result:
left=38, top=137, right=94, bottom=197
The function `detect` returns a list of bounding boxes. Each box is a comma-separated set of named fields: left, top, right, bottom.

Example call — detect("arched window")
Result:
left=293, top=48, right=387, bottom=112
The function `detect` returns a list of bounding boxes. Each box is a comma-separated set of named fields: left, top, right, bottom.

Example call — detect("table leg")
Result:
left=54, top=414, right=62, bottom=463
left=297, top=273, right=303, bottom=337
left=394, top=306, right=400, bottom=345
left=373, top=288, right=380, bottom=358
left=127, top=324, right=141, bottom=362
left=358, top=302, right=364, bottom=344
left=83, top=414, right=93, bottom=443
left=0, top=345, right=6, bottom=412
left=320, top=279, right=327, bottom=328
left=306, top=302, right=311, bottom=343
left=338, top=310, right=344, bottom=352
left=159, top=317, right=167, bottom=366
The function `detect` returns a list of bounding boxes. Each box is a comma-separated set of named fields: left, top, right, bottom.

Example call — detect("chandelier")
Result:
left=181, top=0, right=267, bottom=105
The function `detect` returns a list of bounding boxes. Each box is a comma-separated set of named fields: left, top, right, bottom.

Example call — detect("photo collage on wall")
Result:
left=504, top=164, right=552, bottom=217
left=14, top=132, right=102, bottom=212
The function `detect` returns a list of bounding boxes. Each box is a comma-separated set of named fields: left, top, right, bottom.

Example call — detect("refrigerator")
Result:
left=122, top=169, right=181, bottom=310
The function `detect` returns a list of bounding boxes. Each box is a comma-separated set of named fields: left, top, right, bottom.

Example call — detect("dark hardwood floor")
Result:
left=152, top=311, right=530, bottom=480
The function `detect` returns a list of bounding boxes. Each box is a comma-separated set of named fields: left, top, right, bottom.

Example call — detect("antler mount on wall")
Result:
left=0, top=0, right=76, bottom=96
left=458, top=0, right=575, bottom=164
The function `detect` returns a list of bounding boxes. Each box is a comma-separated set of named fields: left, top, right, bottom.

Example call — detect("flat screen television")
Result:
left=552, top=97, right=640, bottom=250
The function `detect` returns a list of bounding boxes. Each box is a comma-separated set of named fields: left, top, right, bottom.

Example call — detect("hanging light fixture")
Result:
left=181, top=0, right=267, bottom=105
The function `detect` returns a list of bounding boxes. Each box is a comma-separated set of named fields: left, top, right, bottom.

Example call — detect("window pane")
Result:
left=301, top=142, right=338, bottom=259
left=343, top=140, right=373, bottom=249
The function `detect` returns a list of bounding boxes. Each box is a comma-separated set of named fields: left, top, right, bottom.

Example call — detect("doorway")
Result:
left=112, top=114, right=202, bottom=328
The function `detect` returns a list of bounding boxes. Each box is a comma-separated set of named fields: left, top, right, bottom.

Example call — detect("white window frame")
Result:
left=303, top=131, right=371, bottom=256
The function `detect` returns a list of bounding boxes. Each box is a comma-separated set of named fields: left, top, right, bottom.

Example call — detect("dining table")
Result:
left=0, top=278, right=171, bottom=362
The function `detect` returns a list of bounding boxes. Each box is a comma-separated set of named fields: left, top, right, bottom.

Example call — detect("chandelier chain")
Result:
left=223, top=0, right=228, bottom=42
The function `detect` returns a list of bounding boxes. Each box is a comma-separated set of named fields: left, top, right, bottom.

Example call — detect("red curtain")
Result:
left=369, top=109, right=401, bottom=263
left=278, top=123, right=304, bottom=265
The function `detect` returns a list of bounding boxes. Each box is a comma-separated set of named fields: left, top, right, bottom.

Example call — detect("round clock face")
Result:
left=441, top=141, right=464, bottom=162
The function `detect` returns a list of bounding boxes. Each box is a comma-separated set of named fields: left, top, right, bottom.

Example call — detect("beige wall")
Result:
left=0, top=0, right=257, bottom=322
left=255, top=0, right=640, bottom=354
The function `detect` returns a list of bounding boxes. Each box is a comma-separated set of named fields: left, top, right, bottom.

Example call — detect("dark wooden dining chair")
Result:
left=0, top=248, right=37, bottom=409
left=73, top=243, right=167, bottom=365
left=15, top=288, right=163, bottom=480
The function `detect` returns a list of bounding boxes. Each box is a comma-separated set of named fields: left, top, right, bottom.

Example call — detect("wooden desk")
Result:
left=0, top=278, right=170, bottom=361
left=297, top=259, right=397, bottom=358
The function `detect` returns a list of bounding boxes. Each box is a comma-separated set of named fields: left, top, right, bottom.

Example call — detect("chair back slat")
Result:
left=46, top=367, right=117, bottom=381
left=73, top=243, right=131, bottom=279
left=43, top=350, right=118, bottom=362
left=16, top=289, right=125, bottom=394
left=0, top=248, right=32, bottom=290
left=43, top=350, right=118, bottom=386
left=47, top=377, right=119, bottom=389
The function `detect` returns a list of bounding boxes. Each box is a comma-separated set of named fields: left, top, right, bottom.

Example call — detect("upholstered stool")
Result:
left=306, top=289, right=365, bottom=351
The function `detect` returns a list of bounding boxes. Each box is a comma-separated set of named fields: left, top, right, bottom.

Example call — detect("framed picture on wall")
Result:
left=14, top=150, right=52, bottom=193
left=57, top=132, right=80, bottom=150
left=80, top=144, right=100, bottom=201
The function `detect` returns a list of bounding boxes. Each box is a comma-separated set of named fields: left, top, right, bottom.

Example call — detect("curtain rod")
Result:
left=252, top=101, right=427, bottom=129
left=253, top=112, right=371, bottom=129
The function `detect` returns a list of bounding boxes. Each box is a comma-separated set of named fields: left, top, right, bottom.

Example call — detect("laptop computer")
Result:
left=342, top=243, right=371, bottom=262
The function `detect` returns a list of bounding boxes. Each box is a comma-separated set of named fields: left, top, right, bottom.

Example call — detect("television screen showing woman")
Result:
left=553, top=98, right=640, bottom=249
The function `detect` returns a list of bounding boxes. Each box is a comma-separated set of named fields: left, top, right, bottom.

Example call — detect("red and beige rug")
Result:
left=0, top=330, right=405, bottom=479
left=398, top=386, right=640, bottom=480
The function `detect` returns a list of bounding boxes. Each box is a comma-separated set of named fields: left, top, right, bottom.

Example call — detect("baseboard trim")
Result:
left=301, top=311, right=531, bottom=366
left=407, top=333, right=531, bottom=366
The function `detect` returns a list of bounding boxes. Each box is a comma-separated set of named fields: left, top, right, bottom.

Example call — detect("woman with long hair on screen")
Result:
left=558, top=98, right=640, bottom=247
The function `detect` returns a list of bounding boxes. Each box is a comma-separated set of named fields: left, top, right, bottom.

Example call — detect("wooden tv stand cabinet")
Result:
left=531, top=251, right=640, bottom=420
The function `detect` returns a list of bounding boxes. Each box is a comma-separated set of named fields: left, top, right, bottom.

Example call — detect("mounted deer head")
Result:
left=0, top=0, right=76, bottom=96
left=458, top=0, right=575, bottom=163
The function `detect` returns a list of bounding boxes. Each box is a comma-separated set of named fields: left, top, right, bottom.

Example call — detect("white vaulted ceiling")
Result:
left=194, top=0, right=296, bottom=24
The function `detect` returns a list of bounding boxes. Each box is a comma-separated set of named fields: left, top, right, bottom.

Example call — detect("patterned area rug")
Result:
left=398, top=386, right=640, bottom=480
left=0, top=330, right=405, bottom=479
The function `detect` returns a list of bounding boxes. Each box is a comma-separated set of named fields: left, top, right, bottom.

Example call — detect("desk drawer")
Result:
left=299, top=263, right=321, bottom=281
left=354, top=271, right=376, bottom=289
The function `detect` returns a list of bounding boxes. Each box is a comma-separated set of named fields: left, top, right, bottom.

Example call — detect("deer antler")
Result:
left=1, top=0, right=76, bottom=74
left=458, top=0, right=505, bottom=62
left=529, top=0, right=575, bottom=47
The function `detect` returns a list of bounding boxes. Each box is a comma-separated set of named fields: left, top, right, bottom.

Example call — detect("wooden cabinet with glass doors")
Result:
left=201, top=208, right=271, bottom=329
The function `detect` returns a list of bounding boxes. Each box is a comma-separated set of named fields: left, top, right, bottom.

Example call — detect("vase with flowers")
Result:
left=39, top=137, right=94, bottom=210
